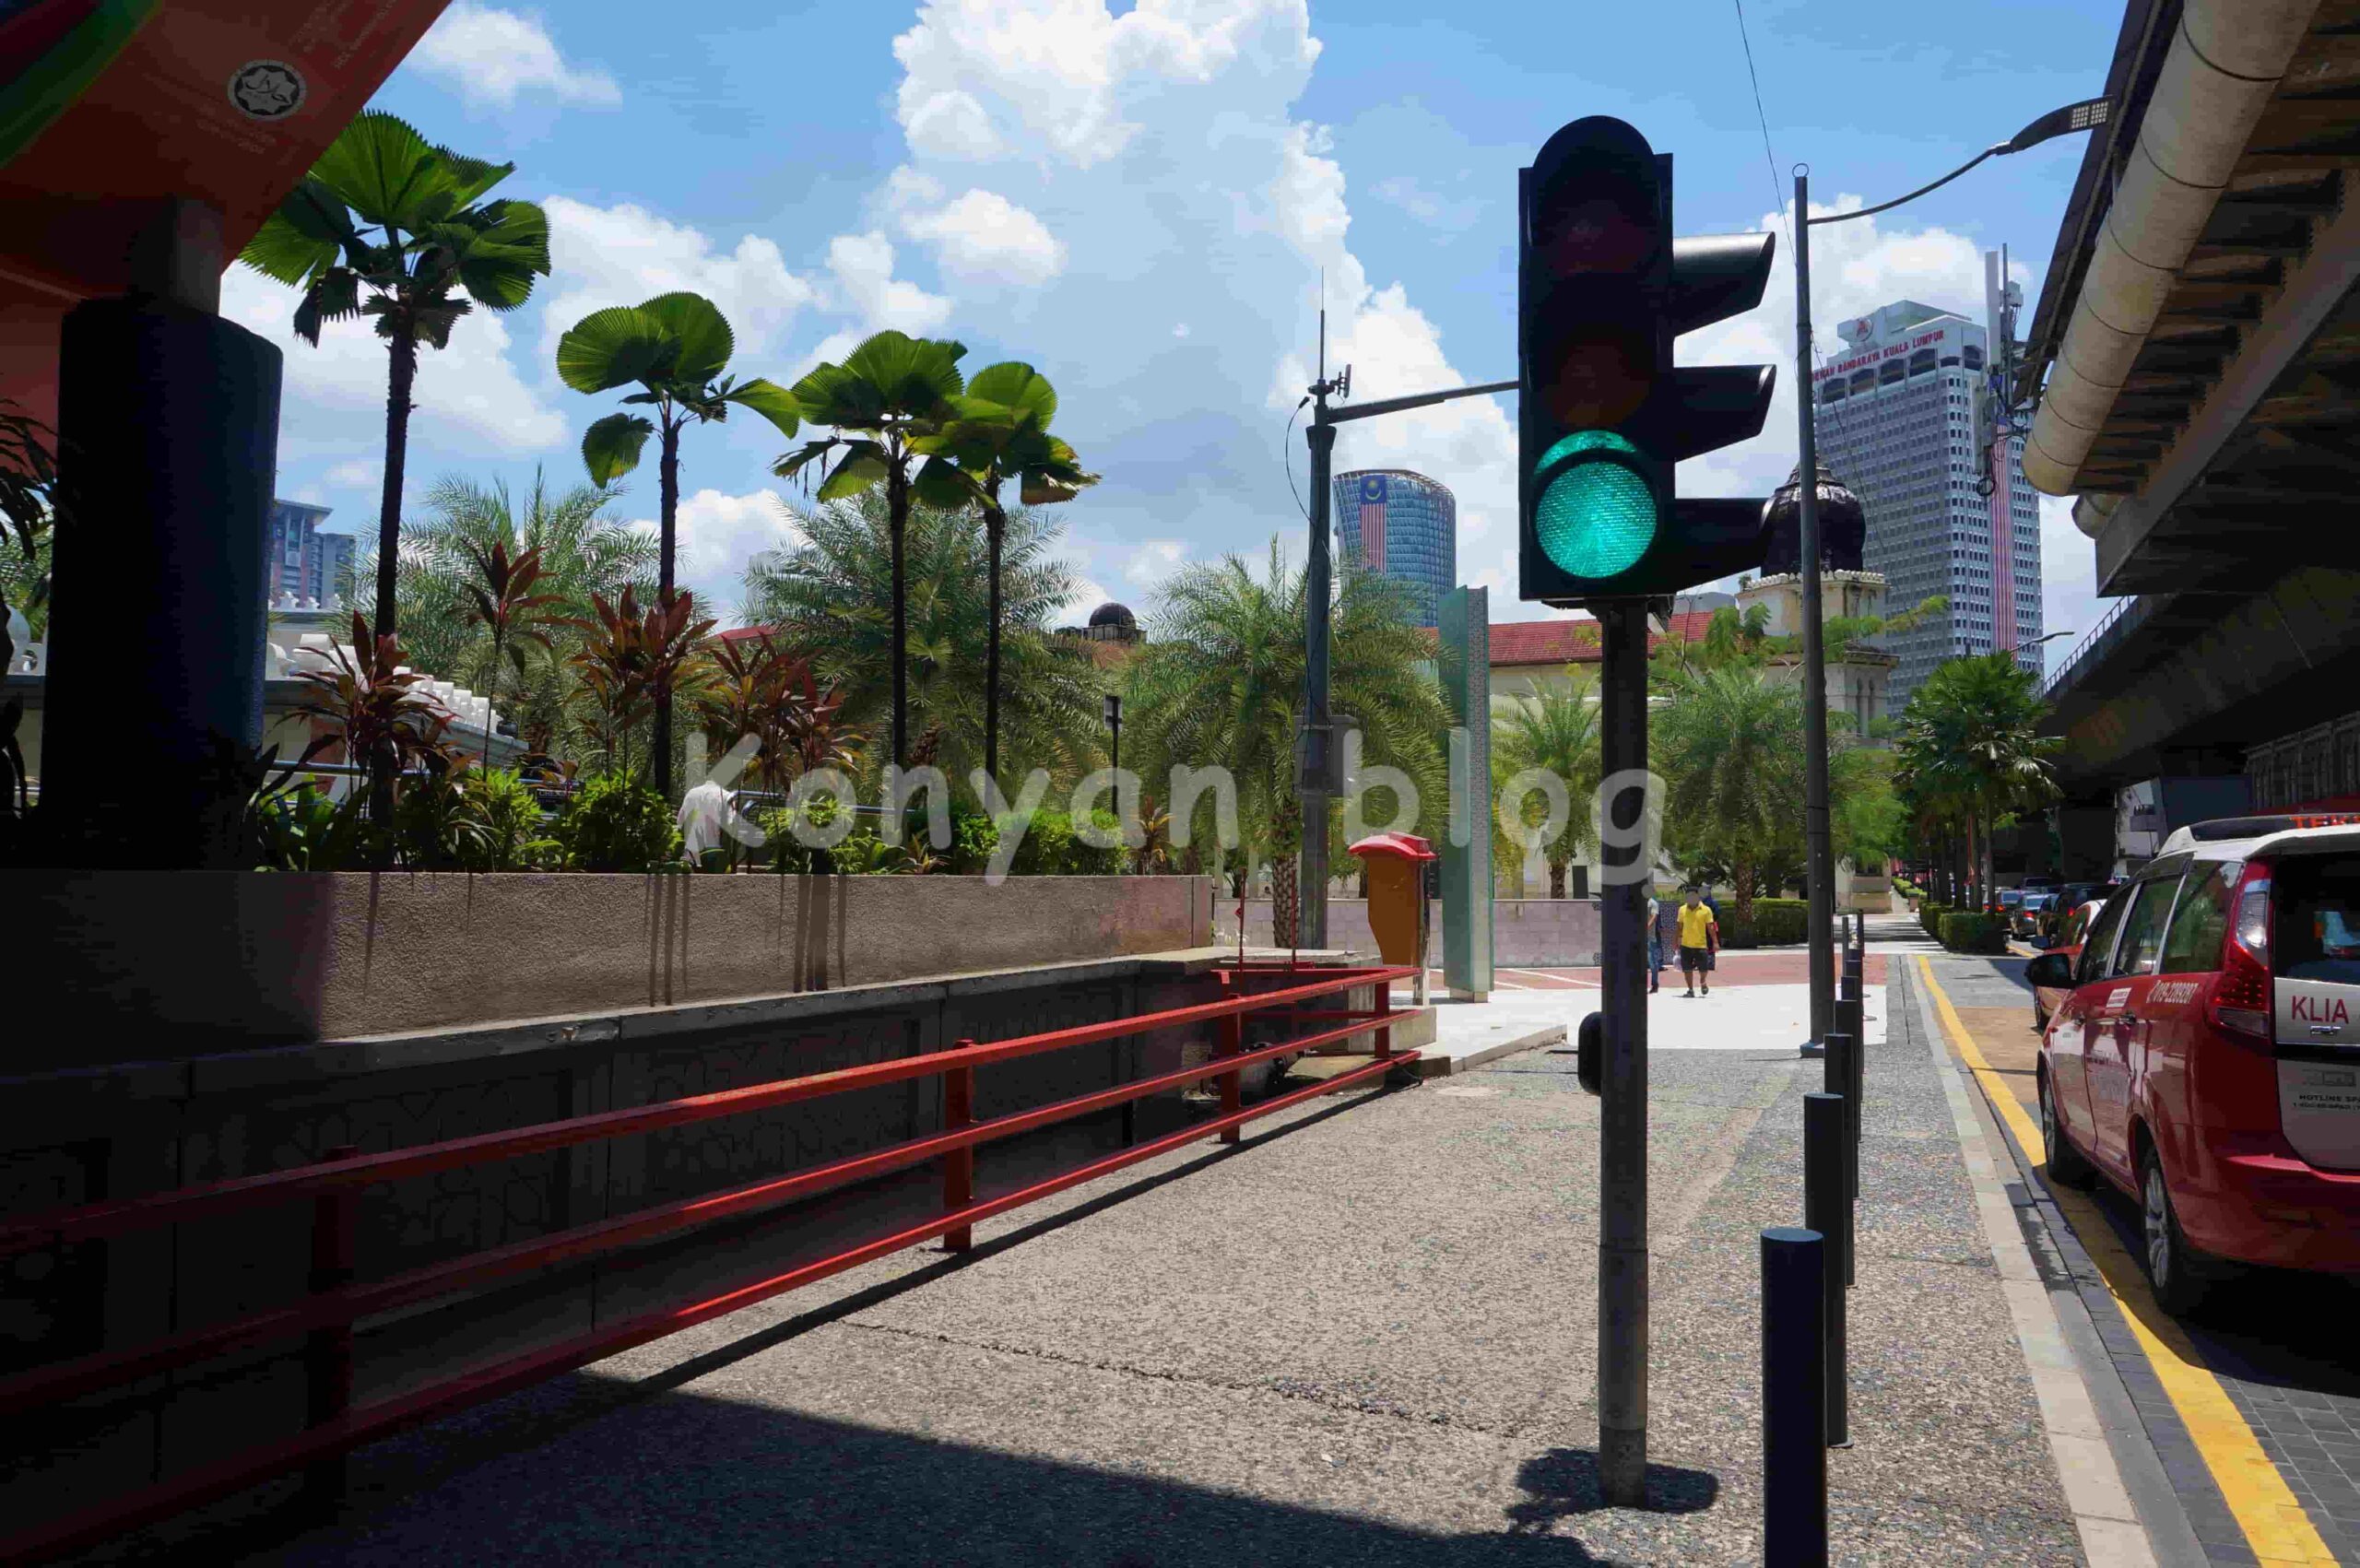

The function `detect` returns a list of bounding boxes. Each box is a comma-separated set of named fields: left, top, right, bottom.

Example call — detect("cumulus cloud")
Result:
left=411, top=5, right=620, bottom=110
left=630, top=489, right=792, bottom=626
left=539, top=198, right=818, bottom=369
left=220, top=264, right=566, bottom=452
left=899, top=187, right=1068, bottom=289
left=825, top=232, right=954, bottom=335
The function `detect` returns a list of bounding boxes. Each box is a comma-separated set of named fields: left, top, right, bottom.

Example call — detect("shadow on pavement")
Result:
left=1504, top=1451, right=1720, bottom=1532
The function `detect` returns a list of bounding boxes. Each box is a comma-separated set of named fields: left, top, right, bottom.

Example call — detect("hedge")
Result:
left=1938, top=912, right=2010, bottom=954
left=1721, top=897, right=1809, bottom=949
left=1919, top=901, right=1951, bottom=937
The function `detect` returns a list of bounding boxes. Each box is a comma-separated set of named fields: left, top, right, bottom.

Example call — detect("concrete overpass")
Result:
left=2014, top=0, right=2360, bottom=871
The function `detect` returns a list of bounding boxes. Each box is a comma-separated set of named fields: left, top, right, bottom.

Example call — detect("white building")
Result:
left=1811, top=279, right=2043, bottom=711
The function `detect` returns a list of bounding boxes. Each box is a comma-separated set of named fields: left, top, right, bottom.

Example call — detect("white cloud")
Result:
left=325, top=459, right=377, bottom=489
left=220, top=264, right=566, bottom=452
left=825, top=231, right=954, bottom=335
left=629, top=489, right=790, bottom=627
left=899, top=187, right=1068, bottom=288
left=1371, top=174, right=1480, bottom=232
left=1121, top=539, right=1188, bottom=586
left=411, top=4, right=620, bottom=110
left=2039, top=493, right=2106, bottom=680
left=539, top=198, right=818, bottom=370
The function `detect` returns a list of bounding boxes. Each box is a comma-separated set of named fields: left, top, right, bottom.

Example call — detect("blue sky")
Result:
left=230, top=0, right=2125, bottom=665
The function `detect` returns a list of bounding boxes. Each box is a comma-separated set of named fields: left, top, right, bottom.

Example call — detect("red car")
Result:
left=2030, top=814, right=2360, bottom=1312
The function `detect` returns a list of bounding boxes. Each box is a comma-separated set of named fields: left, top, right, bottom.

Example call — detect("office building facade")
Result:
left=266, top=500, right=354, bottom=608
left=1810, top=289, right=2042, bottom=711
left=1331, top=469, right=1456, bottom=629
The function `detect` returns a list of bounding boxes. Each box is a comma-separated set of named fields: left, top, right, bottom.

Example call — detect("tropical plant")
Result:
left=1124, top=542, right=1450, bottom=943
left=238, top=112, right=551, bottom=641
left=392, top=753, right=491, bottom=869
left=555, top=292, right=801, bottom=797
left=564, top=586, right=716, bottom=778
left=557, top=772, right=678, bottom=872
left=689, top=632, right=855, bottom=794
left=458, top=768, right=556, bottom=871
left=456, top=538, right=560, bottom=766
left=743, top=492, right=1100, bottom=786
left=911, top=362, right=1098, bottom=784
left=1, top=399, right=55, bottom=640
left=289, top=612, right=459, bottom=845
left=252, top=786, right=379, bottom=872
left=772, top=330, right=968, bottom=771
left=1652, top=665, right=1807, bottom=925
left=1895, top=653, right=2059, bottom=911
left=1493, top=674, right=1602, bottom=898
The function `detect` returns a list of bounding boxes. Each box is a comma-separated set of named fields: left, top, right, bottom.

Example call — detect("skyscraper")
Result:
left=266, top=500, right=355, bottom=608
left=1810, top=287, right=2043, bottom=711
left=1331, top=469, right=1456, bottom=629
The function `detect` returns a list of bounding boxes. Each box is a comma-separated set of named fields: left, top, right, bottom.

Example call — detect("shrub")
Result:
left=1938, top=911, right=2009, bottom=954
left=458, top=768, right=558, bottom=871
left=1721, top=897, right=1808, bottom=949
left=1920, top=901, right=1951, bottom=936
left=254, top=787, right=379, bottom=870
left=998, top=808, right=1075, bottom=876
left=1069, top=808, right=1127, bottom=875
left=559, top=773, right=678, bottom=872
left=946, top=808, right=998, bottom=875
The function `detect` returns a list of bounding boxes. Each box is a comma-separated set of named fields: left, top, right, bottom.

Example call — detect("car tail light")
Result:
left=2212, top=878, right=2272, bottom=1041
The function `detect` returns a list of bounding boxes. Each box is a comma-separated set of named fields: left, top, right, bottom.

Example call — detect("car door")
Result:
left=2088, top=868, right=2186, bottom=1179
left=2145, top=861, right=2236, bottom=1177
left=2052, top=892, right=2131, bottom=1149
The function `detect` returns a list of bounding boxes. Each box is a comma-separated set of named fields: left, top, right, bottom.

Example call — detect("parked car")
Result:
left=1998, top=888, right=2026, bottom=920
left=2029, top=812, right=2360, bottom=1313
left=2012, top=893, right=2057, bottom=941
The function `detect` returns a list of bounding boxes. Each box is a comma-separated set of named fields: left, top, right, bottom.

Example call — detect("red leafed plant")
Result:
left=291, top=612, right=458, bottom=823
left=565, top=585, right=715, bottom=780
left=692, top=631, right=861, bottom=789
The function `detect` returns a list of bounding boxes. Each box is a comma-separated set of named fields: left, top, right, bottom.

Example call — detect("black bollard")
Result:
left=1762, top=1226, right=1830, bottom=1565
left=1803, top=1095, right=1850, bottom=1447
left=1822, top=1031, right=1858, bottom=1286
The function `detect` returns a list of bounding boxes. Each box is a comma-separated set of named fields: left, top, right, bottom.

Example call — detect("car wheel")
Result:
left=2039, top=1073, right=2093, bottom=1188
left=2141, top=1146, right=2211, bottom=1315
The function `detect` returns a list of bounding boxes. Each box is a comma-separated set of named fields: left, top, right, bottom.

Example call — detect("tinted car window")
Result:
left=2109, top=876, right=2182, bottom=978
left=2076, top=894, right=2130, bottom=984
left=2159, top=862, right=2237, bottom=974
left=2275, top=853, right=2360, bottom=984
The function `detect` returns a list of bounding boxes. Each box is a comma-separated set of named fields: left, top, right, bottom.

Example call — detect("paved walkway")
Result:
left=158, top=949, right=2118, bottom=1565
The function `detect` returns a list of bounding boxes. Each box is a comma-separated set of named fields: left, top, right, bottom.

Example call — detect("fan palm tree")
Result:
left=238, top=112, right=551, bottom=642
left=1494, top=674, right=1603, bottom=898
left=914, top=363, right=1097, bottom=785
left=772, top=330, right=967, bottom=772
left=555, top=291, right=802, bottom=799
left=743, top=492, right=1102, bottom=787
left=1125, top=541, right=1449, bottom=943
left=1653, top=665, right=1807, bottom=925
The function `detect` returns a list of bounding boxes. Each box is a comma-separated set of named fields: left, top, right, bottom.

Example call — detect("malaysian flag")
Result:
left=1356, top=474, right=1387, bottom=571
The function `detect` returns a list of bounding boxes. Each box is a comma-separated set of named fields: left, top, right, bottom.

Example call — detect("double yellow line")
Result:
left=1918, top=956, right=2338, bottom=1567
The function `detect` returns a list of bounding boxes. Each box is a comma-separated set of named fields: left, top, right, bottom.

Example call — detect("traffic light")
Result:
left=1518, top=117, right=1779, bottom=604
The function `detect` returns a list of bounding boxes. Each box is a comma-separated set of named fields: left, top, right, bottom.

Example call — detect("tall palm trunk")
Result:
left=1271, top=794, right=1303, bottom=947
left=887, top=454, right=909, bottom=772
left=370, top=332, right=419, bottom=829
left=482, top=626, right=505, bottom=769
left=983, top=497, right=1004, bottom=784
left=1734, top=861, right=1758, bottom=927
left=652, top=418, right=680, bottom=799
left=1548, top=857, right=1567, bottom=900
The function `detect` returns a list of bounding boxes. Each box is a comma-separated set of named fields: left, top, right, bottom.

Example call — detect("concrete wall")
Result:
left=1217, top=896, right=1606, bottom=966
left=0, top=871, right=1215, bottom=1067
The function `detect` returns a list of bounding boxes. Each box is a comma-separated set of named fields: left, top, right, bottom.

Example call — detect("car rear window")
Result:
left=2159, top=862, right=2237, bottom=974
left=2275, top=854, right=2360, bottom=984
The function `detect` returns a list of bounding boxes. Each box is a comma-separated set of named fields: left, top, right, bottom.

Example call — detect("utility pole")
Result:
left=1301, top=309, right=1345, bottom=949
left=1794, top=170, right=1835, bottom=1055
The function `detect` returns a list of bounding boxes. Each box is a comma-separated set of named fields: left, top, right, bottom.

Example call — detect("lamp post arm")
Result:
left=1320, top=379, right=1518, bottom=426
left=1807, top=145, right=2005, bottom=228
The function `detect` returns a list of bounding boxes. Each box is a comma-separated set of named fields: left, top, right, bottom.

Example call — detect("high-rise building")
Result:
left=1331, top=469, right=1456, bottom=629
left=1810, top=283, right=2042, bottom=711
left=266, top=500, right=355, bottom=609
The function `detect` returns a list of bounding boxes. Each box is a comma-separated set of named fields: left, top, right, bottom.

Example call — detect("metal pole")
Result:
left=1598, top=600, right=1651, bottom=1506
left=1823, top=1029, right=1858, bottom=1287
left=1796, top=171, right=1835, bottom=1055
left=1803, top=1094, right=1850, bottom=1447
left=1304, top=410, right=1336, bottom=950
left=1763, top=1226, right=1832, bottom=1564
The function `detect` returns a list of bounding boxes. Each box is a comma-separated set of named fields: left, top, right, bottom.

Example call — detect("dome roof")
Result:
left=1088, top=601, right=1136, bottom=629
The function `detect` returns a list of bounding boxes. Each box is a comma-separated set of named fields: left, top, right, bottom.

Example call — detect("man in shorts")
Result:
left=1677, top=887, right=1716, bottom=996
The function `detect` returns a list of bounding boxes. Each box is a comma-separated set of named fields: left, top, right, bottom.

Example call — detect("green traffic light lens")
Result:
left=1534, top=430, right=1657, bottom=578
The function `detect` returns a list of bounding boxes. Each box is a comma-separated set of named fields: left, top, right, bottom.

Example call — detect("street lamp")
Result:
left=2013, top=631, right=2071, bottom=654
left=1789, top=97, right=2110, bottom=1053
left=1103, top=691, right=1122, bottom=778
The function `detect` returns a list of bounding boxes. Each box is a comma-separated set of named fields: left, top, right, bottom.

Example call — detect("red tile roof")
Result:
left=1487, top=611, right=1715, bottom=666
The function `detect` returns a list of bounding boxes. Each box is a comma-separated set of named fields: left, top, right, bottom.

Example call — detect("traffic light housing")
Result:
left=1519, top=117, right=1779, bottom=604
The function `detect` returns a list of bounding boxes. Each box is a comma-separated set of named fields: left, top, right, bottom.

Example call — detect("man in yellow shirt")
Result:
left=1676, top=887, right=1717, bottom=996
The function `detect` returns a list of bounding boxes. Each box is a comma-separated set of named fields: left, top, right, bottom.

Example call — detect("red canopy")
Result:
left=1348, top=831, right=1437, bottom=864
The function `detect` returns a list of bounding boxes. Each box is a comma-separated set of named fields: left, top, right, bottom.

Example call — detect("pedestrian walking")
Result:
left=1677, top=886, right=1715, bottom=997
left=1646, top=891, right=1663, bottom=993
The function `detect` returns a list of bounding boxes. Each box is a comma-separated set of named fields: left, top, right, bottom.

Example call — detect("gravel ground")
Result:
left=203, top=968, right=2086, bottom=1567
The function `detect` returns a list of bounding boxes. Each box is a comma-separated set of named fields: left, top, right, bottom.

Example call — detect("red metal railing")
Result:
left=0, top=962, right=1418, bottom=1562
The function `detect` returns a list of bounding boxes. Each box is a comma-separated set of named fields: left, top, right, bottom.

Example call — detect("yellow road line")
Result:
left=1918, top=956, right=2338, bottom=1566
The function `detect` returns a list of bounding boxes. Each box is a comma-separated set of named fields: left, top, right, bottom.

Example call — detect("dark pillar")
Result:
left=1597, top=600, right=1650, bottom=1505
left=2057, top=803, right=2113, bottom=881
left=41, top=203, right=282, bottom=866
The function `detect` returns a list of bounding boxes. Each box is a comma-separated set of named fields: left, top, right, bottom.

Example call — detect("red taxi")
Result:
left=2027, top=814, right=2360, bottom=1312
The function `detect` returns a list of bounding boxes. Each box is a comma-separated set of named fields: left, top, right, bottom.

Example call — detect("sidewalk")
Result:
left=193, top=960, right=2116, bottom=1566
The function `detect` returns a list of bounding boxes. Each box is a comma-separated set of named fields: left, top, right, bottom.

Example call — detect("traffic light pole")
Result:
left=1300, top=371, right=1516, bottom=949
left=1794, top=171, right=1836, bottom=1054
left=1595, top=597, right=1652, bottom=1507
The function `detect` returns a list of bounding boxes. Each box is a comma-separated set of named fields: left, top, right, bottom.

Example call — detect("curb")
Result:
left=1429, top=1020, right=1566, bottom=1077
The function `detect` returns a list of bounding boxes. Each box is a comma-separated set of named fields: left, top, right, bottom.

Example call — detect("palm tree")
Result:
left=1653, top=665, right=1807, bottom=925
left=913, top=363, right=1098, bottom=784
left=1493, top=674, right=1603, bottom=897
left=773, top=330, right=967, bottom=772
left=743, top=492, right=1102, bottom=786
left=1897, top=654, right=2059, bottom=910
left=239, top=112, right=551, bottom=641
left=1125, top=542, right=1449, bottom=942
left=555, top=291, right=802, bottom=799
